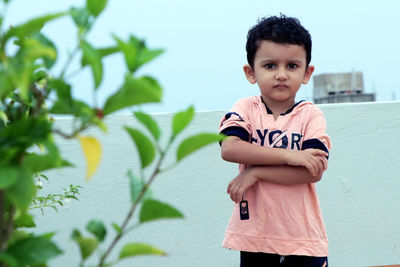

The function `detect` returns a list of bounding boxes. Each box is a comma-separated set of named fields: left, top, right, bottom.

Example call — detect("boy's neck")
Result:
left=261, top=96, right=296, bottom=118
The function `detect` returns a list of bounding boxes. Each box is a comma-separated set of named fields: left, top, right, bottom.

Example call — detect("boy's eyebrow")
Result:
left=259, top=58, right=304, bottom=64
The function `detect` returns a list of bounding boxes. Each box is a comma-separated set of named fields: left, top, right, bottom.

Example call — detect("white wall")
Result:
left=34, top=101, right=400, bottom=266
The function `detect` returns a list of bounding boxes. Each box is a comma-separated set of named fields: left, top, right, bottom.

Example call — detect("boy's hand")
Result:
left=227, top=168, right=257, bottom=203
left=285, top=149, right=328, bottom=177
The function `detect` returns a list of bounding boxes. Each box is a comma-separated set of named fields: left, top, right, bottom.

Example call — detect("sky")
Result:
left=4, top=0, right=400, bottom=113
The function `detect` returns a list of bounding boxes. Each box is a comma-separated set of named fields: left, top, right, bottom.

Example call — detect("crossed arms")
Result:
left=221, top=136, right=328, bottom=203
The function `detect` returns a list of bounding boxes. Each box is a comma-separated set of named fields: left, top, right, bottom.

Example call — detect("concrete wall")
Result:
left=34, top=101, right=400, bottom=267
left=314, top=93, right=376, bottom=104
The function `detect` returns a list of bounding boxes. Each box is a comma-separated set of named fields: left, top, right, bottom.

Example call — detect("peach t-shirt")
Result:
left=219, top=96, right=331, bottom=256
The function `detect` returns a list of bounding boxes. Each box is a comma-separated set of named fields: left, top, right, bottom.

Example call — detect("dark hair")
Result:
left=246, top=14, right=312, bottom=68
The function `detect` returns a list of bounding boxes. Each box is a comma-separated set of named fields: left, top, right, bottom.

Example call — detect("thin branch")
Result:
left=159, top=161, right=179, bottom=174
left=0, top=190, right=5, bottom=251
left=4, top=205, right=15, bottom=246
left=52, top=129, right=77, bottom=139
left=52, top=123, right=90, bottom=139
left=65, top=66, right=83, bottom=80
left=122, top=222, right=140, bottom=238
left=97, top=133, right=180, bottom=266
left=59, top=46, right=80, bottom=80
left=97, top=152, right=164, bottom=266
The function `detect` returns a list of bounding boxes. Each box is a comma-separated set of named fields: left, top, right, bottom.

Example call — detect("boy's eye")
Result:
left=264, top=63, right=275, bottom=69
left=287, top=63, right=298, bottom=69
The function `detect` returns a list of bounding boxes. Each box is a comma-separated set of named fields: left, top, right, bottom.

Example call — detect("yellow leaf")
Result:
left=79, top=136, right=102, bottom=181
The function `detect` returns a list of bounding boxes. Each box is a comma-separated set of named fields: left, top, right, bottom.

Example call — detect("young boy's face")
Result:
left=243, top=40, right=314, bottom=108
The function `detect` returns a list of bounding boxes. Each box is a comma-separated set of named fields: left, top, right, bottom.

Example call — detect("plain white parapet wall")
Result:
left=35, top=101, right=400, bottom=267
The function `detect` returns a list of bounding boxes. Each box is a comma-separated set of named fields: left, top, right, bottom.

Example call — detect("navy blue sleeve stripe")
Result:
left=301, top=138, right=329, bottom=159
left=220, top=126, right=250, bottom=142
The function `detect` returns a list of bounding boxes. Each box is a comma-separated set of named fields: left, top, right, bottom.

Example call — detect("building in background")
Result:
left=313, top=71, right=375, bottom=104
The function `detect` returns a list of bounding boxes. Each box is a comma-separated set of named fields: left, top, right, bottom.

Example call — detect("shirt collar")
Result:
left=260, top=96, right=304, bottom=116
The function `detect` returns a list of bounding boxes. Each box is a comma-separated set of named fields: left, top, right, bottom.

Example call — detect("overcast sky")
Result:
left=5, top=0, right=400, bottom=113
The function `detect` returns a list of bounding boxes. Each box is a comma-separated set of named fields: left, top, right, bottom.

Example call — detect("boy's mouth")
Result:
left=273, top=84, right=289, bottom=89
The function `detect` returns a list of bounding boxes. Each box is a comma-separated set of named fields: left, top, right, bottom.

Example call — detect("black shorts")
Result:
left=240, top=251, right=328, bottom=267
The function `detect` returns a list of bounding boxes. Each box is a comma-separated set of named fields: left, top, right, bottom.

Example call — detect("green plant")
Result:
left=31, top=177, right=81, bottom=215
left=0, top=0, right=224, bottom=266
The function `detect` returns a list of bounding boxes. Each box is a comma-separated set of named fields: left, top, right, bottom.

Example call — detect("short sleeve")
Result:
left=219, top=98, right=252, bottom=142
left=301, top=107, right=331, bottom=158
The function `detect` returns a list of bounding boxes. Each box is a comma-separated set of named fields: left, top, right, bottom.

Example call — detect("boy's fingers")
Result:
left=228, top=179, right=235, bottom=194
left=229, top=187, right=235, bottom=201
left=321, top=157, right=328, bottom=170
left=311, top=149, right=328, bottom=157
left=229, top=183, right=238, bottom=202
left=234, top=191, right=238, bottom=203
left=305, top=162, right=316, bottom=177
left=233, top=187, right=238, bottom=203
left=317, top=158, right=324, bottom=175
left=236, top=189, right=243, bottom=203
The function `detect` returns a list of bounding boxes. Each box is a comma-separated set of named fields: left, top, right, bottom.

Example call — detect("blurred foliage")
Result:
left=0, top=0, right=224, bottom=266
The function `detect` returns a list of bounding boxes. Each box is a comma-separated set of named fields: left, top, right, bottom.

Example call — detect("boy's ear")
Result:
left=243, top=64, right=257, bottom=84
left=302, top=65, right=315, bottom=84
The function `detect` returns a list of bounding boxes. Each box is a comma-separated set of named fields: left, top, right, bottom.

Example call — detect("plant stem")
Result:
left=53, top=123, right=90, bottom=139
left=4, top=205, right=14, bottom=247
left=0, top=190, right=5, bottom=251
left=97, top=153, right=164, bottom=266
left=0, top=190, right=14, bottom=252
left=59, top=46, right=80, bottom=79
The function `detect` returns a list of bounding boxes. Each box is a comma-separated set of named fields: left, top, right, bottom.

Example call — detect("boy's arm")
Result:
left=221, top=136, right=328, bottom=177
left=227, top=162, right=327, bottom=203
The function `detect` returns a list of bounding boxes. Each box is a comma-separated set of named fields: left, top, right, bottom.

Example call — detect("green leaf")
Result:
left=86, top=220, right=106, bottom=242
left=6, top=168, right=35, bottom=211
left=172, top=106, right=195, bottom=137
left=113, top=34, right=138, bottom=72
left=14, top=212, right=36, bottom=228
left=134, top=111, right=161, bottom=141
left=177, top=133, right=225, bottom=161
left=119, top=243, right=166, bottom=259
left=23, top=142, right=72, bottom=173
left=0, top=70, right=14, bottom=101
left=103, top=75, right=162, bottom=114
left=81, top=40, right=103, bottom=89
left=127, top=170, right=152, bottom=204
left=32, top=33, right=57, bottom=69
left=124, top=127, right=155, bottom=168
left=70, top=7, right=92, bottom=32
left=0, top=116, right=51, bottom=152
left=111, top=222, right=122, bottom=235
left=33, top=70, right=48, bottom=83
left=87, top=0, right=107, bottom=17
left=49, top=79, right=93, bottom=116
left=20, top=37, right=57, bottom=68
left=71, top=229, right=82, bottom=240
left=0, top=253, right=18, bottom=267
left=5, top=236, right=62, bottom=265
left=139, top=199, right=183, bottom=223
left=48, top=78, right=73, bottom=113
left=74, top=237, right=98, bottom=260
left=98, top=46, right=119, bottom=57
left=112, top=34, right=163, bottom=72
left=103, top=75, right=162, bottom=115
left=0, top=166, right=18, bottom=189
left=137, top=48, right=164, bottom=67
left=5, top=12, right=66, bottom=40
left=81, top=46, right=119, bottom=67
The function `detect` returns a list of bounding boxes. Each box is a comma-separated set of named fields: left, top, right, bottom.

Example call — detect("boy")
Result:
left=219, top=15, right=331, bottom=267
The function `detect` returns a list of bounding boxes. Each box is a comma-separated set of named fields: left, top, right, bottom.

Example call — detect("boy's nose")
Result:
left=275, top=68, right=288, bottom=81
